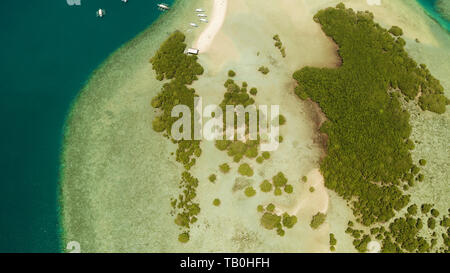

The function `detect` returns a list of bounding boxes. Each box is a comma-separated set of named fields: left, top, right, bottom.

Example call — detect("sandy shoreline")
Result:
left=194, top=0, right=228, bottom=52
left=275, top=168, right=329, bottom=216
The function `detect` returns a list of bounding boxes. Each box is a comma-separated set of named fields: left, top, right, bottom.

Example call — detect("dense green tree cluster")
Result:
left=421, top=204, right=433, bottom=214
left=209, top=174, right=217, bottom=183
left=244, top=186, right=256, bottom=197
left=175, top=140, right=201, bottom=170
left=310, top=212, right=326, bottom=229
left=282, top=213, right=298, bottom=229
left=178, top=232, right=190, bottom=243
left=238, top=163, right=254, bottom=177
left=293, top=4, right=448, bottom=226
left=382, top=216, right=431, bottom=252
left=388, top=26, right=403, bottom=36
left=353, top=234, right=371, bottom=253
left=258, top=66, right=270, bottom=75
left=277, top=115, right=287, bottom=126
left=151, top=80, right=197, bottom=137
left=219, top=163, right=231, bottom=173
left=267, top=172, right=293, bottom=196
left=260, top=179, right=273, bottom=192
left=329, top=233, right=337, bottom=251
left=220, top=79, right=256, bottom=108
left=261, top=212, right=281, bottom=230
left=150, top=32, right=206, bottom=170
left=216, top=140, right=260, bottom=163
left=213, top=78, right=267, bottom=163
left=407, top=204, right=418, bottom=215
left=258, top=204, right=297, bottom=236
left=150, top=31, right=204, bottom=84
left=273, top=34, right=286, bottom=57
left=173, top=171, right=201, bottom=242
left=419, top=159, right=427, bottom=166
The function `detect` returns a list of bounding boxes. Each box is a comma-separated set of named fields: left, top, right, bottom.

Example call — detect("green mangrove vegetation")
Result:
left=329, top=233, right=337, bottom=251
left=310, top=212, right=326, bottom=229
left=258, top=66, right=270, bottom=75
left=293, top=4, right=448, bottom=228
left=238, top=163, right=254, bottom=177
left=150, top=31, right=206, bottom=243
left=258, top=203, right=298, bottom=236
left=273, top=34, right=286, bottom=58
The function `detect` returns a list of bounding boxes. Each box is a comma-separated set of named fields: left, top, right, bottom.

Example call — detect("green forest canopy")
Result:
left=293, top=4, right=448, bottom=226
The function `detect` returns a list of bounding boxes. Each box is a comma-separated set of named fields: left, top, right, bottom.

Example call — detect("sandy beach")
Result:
left=194, top=0, right=228, bottom=52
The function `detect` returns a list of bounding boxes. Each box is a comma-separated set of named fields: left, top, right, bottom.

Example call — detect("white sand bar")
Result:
left=194, top=0, right=228, bottom=53
left=367, top=0, right=381, bottom=6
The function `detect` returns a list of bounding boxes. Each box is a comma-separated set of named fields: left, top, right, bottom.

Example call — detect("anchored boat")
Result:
left=157, top=3, right=170, bottom=11
left=96, top=9, right=106, bottom=18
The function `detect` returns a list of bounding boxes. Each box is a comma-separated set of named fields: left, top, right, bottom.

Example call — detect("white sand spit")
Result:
left=367, top=0, right=381, bottom=6
left=194, top=0, right=228, bottom=53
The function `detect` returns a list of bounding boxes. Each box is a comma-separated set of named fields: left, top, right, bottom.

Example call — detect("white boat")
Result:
left=197, top=13, right=207, bottom=17
left=121, top=0, right=128, bottom=3
left=190, top=23, right=199, bottom=27
left=199, top=18, right=208, bottom=23
left=96, top=9, right=106, bottom=18
left=186, top=48, right=199, bottom=55
left=195, top=8, right=204, bottom=12
left=157, top=3, right=170, bottom=10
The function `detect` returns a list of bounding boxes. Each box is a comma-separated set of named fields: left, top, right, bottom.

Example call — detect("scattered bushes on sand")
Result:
left=330, top=233, right=337, bottom=251
left=273, top=34, right=286, bottom=57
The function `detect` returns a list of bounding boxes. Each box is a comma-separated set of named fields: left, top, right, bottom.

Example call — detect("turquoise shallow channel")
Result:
left=417, top=0, right=450, bottom=32
left=0, top=0, right=173, bottom=253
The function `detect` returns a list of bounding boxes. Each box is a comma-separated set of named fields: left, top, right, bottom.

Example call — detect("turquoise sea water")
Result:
left=417, top=0, right=450, bottom=32
left=0, top=0, right=173, bottom=253
left=0, top=0, right=448, bottom=253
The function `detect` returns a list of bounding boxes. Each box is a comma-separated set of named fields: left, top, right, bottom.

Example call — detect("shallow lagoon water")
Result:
left=0, top=0, right=174, bottom=252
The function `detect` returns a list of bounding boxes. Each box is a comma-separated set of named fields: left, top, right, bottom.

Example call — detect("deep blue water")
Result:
left=417, top=0, right=450, bottom=32
left=0, top=0, right=173, bottom=253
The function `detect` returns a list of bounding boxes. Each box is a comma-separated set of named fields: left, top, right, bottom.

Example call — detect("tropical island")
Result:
left=60, top=0, right=449, bottom=253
